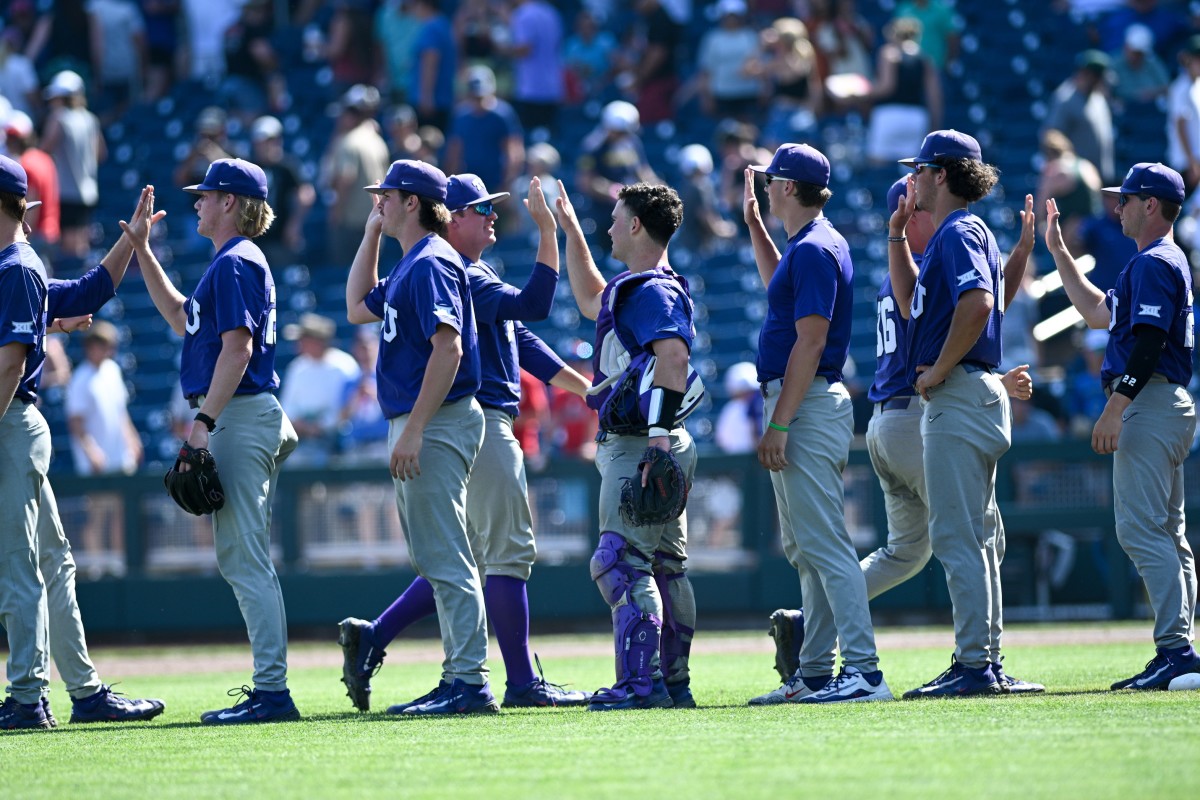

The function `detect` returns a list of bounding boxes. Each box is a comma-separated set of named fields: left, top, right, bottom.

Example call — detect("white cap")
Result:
left=4, top=109, right=32, bottom=139
left=251, top=115, right=283, bottom=142
left=601, top=100, right=640, bottom=133
left=44, top=70, right=84, bottom=99
left=1125, top=23, right=1153, bottom=52
left=679, top=144, right=714, bottom=175
left=724, top=361, right=758, bottom=395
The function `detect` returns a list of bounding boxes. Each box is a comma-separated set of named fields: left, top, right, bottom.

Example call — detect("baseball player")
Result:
left=743, top=144, right=891, bottom=705
left=1044, top=162, right=1200, bottom=689
left=1, top=173, right=165, bottom=731
left=755, top=177, right=1045, bottom=703
left=125, top=159, right=301, bottom=724
left=554, top=181, right=700, bottom=711
left=886, top=130, right=1014, bottom=698
left=345, top=159, right=495, bottom=716
left=338, top=174, right=592, bottom=711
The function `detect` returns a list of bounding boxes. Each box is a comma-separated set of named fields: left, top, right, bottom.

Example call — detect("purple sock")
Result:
left=485, top=575, right=536, bottom=686
left=372, top=577, right=437, bottom=647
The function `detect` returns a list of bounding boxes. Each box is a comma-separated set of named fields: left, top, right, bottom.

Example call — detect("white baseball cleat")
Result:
left=799, top=666, right=893, bottom=703
left=748, top=671, right=828, bottom=706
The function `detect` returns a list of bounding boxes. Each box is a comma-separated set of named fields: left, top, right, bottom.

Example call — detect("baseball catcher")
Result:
left=620, top=445, right=689, bottom=527
left=164, top=442, right=225, bottom=515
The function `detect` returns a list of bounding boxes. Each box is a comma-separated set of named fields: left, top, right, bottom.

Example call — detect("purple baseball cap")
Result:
left=886, top=176, right=909, bottom=215
left=750, top=143, right=830, bottom=187
left=184, top=158, right=268, bottom=200
left=366, top=159, right=448, bottom=202
left=1102, top=162, right=1186, bottom=204
left=446, top=174, right=510, bottom=211
left=0, top=154, right=28, bottom=196
left=899, top=129, right=982, bottom=167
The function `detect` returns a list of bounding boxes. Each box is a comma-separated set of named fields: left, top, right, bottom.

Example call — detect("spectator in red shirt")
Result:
left=5, top=109, right=60, bottom=253
left=513, top=369, right=551, bottom=470
left=549, top=346, right=598, bottom=461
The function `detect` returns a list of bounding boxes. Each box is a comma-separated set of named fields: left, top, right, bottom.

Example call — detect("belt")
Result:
left=1104, top=373, right=1171, bottom=399
left=960, top=360, right=993, bottom=374
left=875, top=396, right=913, bottom=414
left=760, top=376, right=833, bottom=397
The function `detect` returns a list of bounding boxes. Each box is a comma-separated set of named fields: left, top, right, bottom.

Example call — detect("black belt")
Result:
left=879, top=396, right=913, bottom=412
left=759, top=376, right=833, bottom=397
left=960, top=360, right=993, bottom=374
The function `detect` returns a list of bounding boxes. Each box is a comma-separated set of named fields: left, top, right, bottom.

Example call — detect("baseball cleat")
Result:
left=338, top=617, right=386, bottom=712
left=800, top=666, right=892, bottom=703
left=587, top=678, right=674, bottom=711
left=503, top=678, right=592, bottom=708
left=200, top=686, right=300, bottom=725
left=0, top=696, right=52, bottom=731
left=400, top=679, right=500, bottom=716
left=387, top=682, right=450, bottom=715
left=667, top=680, right=696, bottom=709
left=748, top=672, right=831, bottom=706
left=42, top=697, right=57, bottom=728
left=69, top=685, right=165, bottom=723
left=992, top=662, right=1045, bottom=694
left=903, top=658, right=1002, bottom=699
left=768, top=609, right=805, bottom=684
left=1111, top=646, right=1200, bottom=691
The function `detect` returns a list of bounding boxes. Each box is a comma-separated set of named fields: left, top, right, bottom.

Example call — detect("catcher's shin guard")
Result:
left=590, top=532, right=661, bottom=696
left=654, top=551, right=695, bottom=685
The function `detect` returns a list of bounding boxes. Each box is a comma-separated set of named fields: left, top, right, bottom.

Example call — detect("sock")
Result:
left=485, top=575, right=536, bottom=686
left=373, top=577, right=437, bottom=647
left=803, top=675, right=832, bottom=691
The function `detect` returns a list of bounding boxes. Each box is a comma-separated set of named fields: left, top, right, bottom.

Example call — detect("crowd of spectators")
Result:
left=6, top=0, right=1200, bottom=472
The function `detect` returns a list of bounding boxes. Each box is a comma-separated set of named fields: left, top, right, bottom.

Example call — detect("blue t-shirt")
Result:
left=449, top=101, right=524, bottom=192
left=756, top=216, right=854, bottom=384
left=365, top=234, right=480, bottom=418
left=179, top=237, right=279, bottom=398
left=409, top=15, right=457, bottom=111
left=0, top=243, right=48, bottom=404
left=469, top=259, right=557, bottom=416
left=906, top=209, right=1003, bottom=383
left=868, top=257, right=920, bottom=404
left=1101, top=238, right=1194, bottom=388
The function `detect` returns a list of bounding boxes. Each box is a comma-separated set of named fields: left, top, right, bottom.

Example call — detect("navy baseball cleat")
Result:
left=992, top=662, right=1045, bottom=694
left=69, top=685, right=165, bottom=723
left=0, top=696, right=52, bottom=730
left=768, top=609, right=805, bottom=684
left=42, top=697, right=57, bottom=728
left=200, top=686, right=300, bottom=725
left=503, top=678, right=592, bottom=708
left=339, top=617, right=386, bottom=712
left=1111, top=646, right=1200, bottom=691
left=666, top=680, right=696, bottom=709
left=903, top=658, right=1002, bottom=699
left=401, top=679, right=500, bottom=716
left=387, top=682, right=449, bottom=714
left=587, top=678, right=674, bottom=711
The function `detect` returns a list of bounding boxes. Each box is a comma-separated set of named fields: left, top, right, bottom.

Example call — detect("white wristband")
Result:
left=648, top=427, right=671, bottom=438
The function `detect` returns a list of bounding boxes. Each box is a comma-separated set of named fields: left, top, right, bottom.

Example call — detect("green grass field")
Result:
left=3, top=624, right=1197, bottom=799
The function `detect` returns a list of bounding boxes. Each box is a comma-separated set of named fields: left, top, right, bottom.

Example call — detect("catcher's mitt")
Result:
left=619, top=446, right=689, bottom=527
left=163, top=442, right=226, bottom=516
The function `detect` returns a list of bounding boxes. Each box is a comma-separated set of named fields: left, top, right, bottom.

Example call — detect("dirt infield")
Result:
left=61, top=624, right=1153, bottom=681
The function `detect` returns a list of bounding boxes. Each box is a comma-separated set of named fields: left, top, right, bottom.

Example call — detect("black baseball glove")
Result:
left=163, top=442, right=226, bottom=516
left=619, top=446, right=689, bottom=527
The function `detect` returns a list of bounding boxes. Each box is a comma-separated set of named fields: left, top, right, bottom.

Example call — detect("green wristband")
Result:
left=768, top=421, right=789, bottom=433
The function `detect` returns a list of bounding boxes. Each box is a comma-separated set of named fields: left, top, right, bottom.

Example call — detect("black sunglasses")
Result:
left=764, top=175, right=794, bottom=185
left=1117, top=193, right=1148, bottom=207
left=914, top=163, right=942, bottom=174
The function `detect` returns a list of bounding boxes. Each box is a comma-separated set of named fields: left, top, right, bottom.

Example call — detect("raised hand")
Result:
left=743, top=167, right=762, bottom=227
left=1043, top=198, right=1066, bottom=254
left=555, top=179, right=581, bottom=231
left=524, top=176, right=556, bottom=231
left=119, top=186, right=167, bottom=247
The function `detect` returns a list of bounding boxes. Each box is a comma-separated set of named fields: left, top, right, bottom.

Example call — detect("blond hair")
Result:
left=234, top=196, right=275, bottom=238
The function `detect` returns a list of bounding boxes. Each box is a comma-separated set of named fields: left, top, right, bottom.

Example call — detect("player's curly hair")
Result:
left=401, top=192, right=451, bottom=236
left=233, top=196, right=275, bottom=238
left=0, top=191, right=26, bottom=223
left=617, top=183, right=683, bottom=246
left=938, top=157, right=1000, bottom=203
